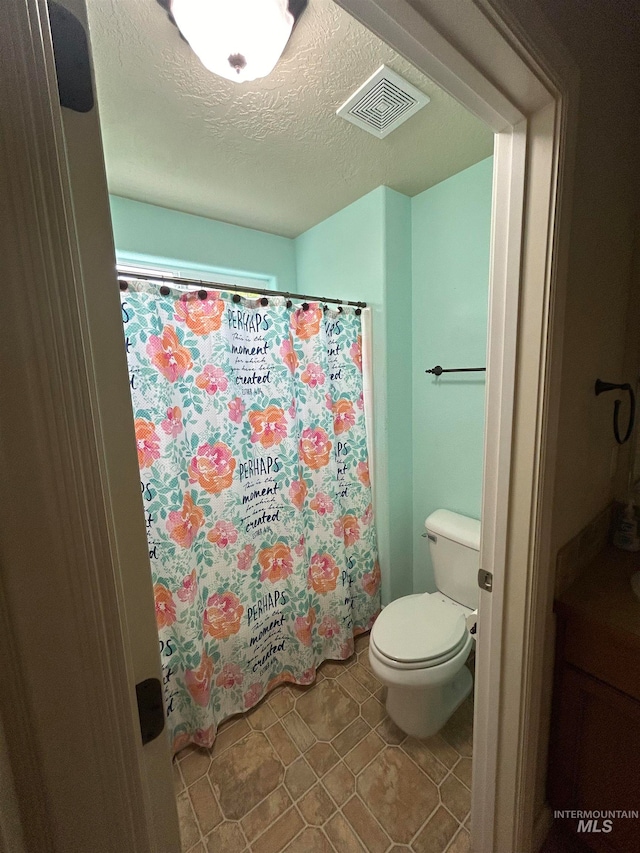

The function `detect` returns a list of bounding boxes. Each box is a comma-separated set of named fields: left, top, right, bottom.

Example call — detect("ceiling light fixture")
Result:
left=158, top=0, right=307, bottom=83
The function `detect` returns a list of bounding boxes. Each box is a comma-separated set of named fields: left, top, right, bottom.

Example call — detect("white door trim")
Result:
left=0, top=0, right=577, bottom=850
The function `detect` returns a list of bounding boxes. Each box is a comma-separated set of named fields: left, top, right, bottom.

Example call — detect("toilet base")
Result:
left=385, top=664, right=473, bottom=739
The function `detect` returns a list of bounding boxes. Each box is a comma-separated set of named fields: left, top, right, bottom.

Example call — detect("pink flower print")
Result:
left=248, top=405, right=288, bottom=448
left=356, top=391, right=364, bottom=411
left=294, top=535, right=305, bottom=557
left=228, top=397, right=245, bottom=424
left=237, top=544, right=255, bottom=571
left=188, top=442, right=236, bottom=494
left=289, top=478, right=308, bottom=510
left=340, top=640, right=354, bottom=659
left=177, top=569, right=197, bottom=604
left=184, top=652, right=214, bottom=707
left=318, top=615, right=341, bottom=639
left=350, top=335, right=363, bottom=371
left=363, top=561, right=381, bottom=597
left=299, top=427, right=332, bottom=470
left=146, top=325, right=193, bottom=382
left=167, top=494, right=205, bottom=548
left=308, top=552, right=339, bottom=593
left=325, top=393, right=333, bottom=411
left=161, top=405, right=183, bottom=437
left=333, top=518, right=344, bottom=539
left=294, top=608, right=316, bottom=646
left=341, top=514, right=361, bottom=546
left=195, top=364, right=228, bottom=395
left=288, top=398, right=296, bottom=419
left=134, top=419, right=160, bottom=468
left=279, top=337, right=299, bottom=373
left=244, top=682, right=264, bottom=709
left=356, top=460, right=370, bottom=488
left=310, top=492, right=334, bottom=516
left=301, top=362, right=326, bottom=388
left=207, top=520, right=238, bottom=548
left=332, top=398, right=356, bottom=435
left=216, top=663, right=244, bottom=689
left=299, top=667, right=316, bottom=685
left=361, top=503, right=374, bottom=526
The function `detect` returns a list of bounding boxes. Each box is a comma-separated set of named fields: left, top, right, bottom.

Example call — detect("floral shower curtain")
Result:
left=121, top=280, right=380, bottom=752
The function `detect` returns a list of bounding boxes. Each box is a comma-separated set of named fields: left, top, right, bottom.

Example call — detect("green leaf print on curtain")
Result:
left=121, top=280, right=380, bottom=753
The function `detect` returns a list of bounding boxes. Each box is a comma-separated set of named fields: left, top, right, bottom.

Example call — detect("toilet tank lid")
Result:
left=425, top=510, right=481, bottom=551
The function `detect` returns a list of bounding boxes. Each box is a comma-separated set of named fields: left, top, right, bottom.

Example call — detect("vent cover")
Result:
left=337, top=65, right=430, bottom=139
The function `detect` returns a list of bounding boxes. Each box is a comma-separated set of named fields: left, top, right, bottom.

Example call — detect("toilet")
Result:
left=369, top=509, right=480, bottom=739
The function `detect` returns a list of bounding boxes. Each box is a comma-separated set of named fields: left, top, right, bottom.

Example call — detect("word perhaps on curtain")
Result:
left=121, top=281, right=380, bottom=752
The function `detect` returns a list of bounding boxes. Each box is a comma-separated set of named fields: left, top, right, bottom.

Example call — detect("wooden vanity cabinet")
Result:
left=548, top=601, right=640, bottom=853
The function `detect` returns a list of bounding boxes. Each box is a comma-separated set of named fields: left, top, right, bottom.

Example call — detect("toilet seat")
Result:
left=371, top=593, right=468, bottom=669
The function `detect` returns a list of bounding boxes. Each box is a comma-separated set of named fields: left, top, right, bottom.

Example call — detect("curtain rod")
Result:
left=116, top=270, right=367, bottom=309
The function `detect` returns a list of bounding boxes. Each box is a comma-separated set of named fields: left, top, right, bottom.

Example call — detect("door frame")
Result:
left=0, top=0, right=576, bottom=852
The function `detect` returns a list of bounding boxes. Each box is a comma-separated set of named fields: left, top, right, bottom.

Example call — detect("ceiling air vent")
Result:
left=337, top=65, right=430, bottom=139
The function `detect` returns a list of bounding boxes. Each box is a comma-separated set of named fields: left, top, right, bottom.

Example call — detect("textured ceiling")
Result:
left=86, top=0, right=493, bottom=238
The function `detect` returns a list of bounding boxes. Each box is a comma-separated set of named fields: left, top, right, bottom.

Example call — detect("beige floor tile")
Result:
left=323, top=761, right=356, bottom=805
left=411, top=805, right=458, bottom=853
left=204, top=821, right=245, bottom=853
left=421, top=734, right=459, bottom=769
left=439, top=775, right=471, bottom=823
left=251, top=807, right=304, bottom=853
left=343, top=795, right=390, bottom=853
left=354, top=633, right=370, bottom=653
left=357, top=748, right=439, bottom=844
left=331, top=718, right=370, bottom=756
left=344, top=731, right=385, bottom=774
left=375, top=686, right=387, bottom=705
left=241, top=787, right=292, bottom=842
left=325, top=812, right=366, bottom=852
left=282, top=826, right=333, bottom=853
left=297, top=680, right=359, bottom=741
left=320, top=661, right=348, bottom=678
left=297, top=784, right=335, bottom=826
left=446, top=828, right=470, bottom=853
left=248, top=701, right=278, bottom=731
left=185, top=843, right=205, bottom=853
left=401, top=738, right=448, bottom=785
left=453, top=757, right=472, bottom=790
left=266, top=721, right=300, bottom=765
left=360, top=696, right=387, bottom=728
left=375, top=718, right=407, bottom=746
left=440, top=698, right=473, bottom=758
left=284, top=758, right=316, bottom=800
left=177, top=790, right=201, bottom=852
left=282, top=711, right=316, bottom=752
left=209, top=731, right=283, bottom=820
left=305, top=742, right=340, bottom=777
left=212, top=717, right=251, bottom=757
left=173, top=759, right=185, bottom=794
left=337, top=670, right=370, bottom=703
left=268, top=687, right=295, bottom=718
left=350, top=663, right=380, bottom=694
left=188, top=776, right=223, bottom=835
left=181, top=748, right=211, bottom=787
left=177, top=743, right=198, bottom=762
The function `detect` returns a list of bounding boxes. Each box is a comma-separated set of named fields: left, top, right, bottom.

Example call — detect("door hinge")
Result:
left=136, top=678, right=165, bottom=745
left=478, top=569, right=493, bottom=592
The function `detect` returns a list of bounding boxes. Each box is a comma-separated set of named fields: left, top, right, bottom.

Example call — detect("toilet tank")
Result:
left=425, top=509, right=481, bottom=610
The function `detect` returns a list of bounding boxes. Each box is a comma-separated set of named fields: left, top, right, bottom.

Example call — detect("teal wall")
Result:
left=295, top=187, right=413, bottom=605
left=109, top=196, right=297, bottom=292
left=411, top=157, right=493, bottom=592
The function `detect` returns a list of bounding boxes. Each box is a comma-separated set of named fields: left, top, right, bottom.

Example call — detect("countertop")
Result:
left=556, top=545, right=640, bottom=640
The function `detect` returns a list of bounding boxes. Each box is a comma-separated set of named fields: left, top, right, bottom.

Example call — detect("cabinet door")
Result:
left=549, top=665, right=640, bottom=853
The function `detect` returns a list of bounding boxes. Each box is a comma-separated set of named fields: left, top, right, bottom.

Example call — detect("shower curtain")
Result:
left=121, top=280, right=380, bottom=752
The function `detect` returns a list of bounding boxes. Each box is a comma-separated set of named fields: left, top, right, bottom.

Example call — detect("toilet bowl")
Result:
left=369, top=509, right=480, bottom=739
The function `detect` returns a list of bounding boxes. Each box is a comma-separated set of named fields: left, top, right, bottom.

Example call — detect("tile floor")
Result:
left=174, top=633, right=473, bottom=853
